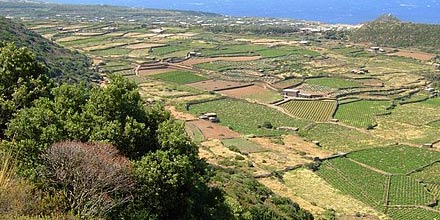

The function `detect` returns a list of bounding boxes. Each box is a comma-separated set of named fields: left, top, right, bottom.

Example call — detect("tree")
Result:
left=42, top=141, right=134, bottom=218
left=0, top=42, right=53, bottom=136
left=131, top=150, right=196, bottom=219
left=4, top=75, right=169, bottom=174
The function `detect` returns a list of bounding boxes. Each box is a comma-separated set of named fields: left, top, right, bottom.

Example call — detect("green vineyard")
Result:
left=348, top=146, right=440, bottom=174
left=280, top=100, right=337, bottom=121
left=335, top=100, right=391, bottom=128
left=388, top=175, right=435, bottom=206
left=317, top=158, right=388, bottom=210
left=387, top=208, right=440, bottom=220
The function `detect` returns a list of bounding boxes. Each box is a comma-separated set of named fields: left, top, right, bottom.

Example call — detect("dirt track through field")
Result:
left=187, top=120, right=240, bottom=140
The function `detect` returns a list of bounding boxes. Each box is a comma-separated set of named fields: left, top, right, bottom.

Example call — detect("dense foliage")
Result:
left=0, top=17, right=99, bottom=83
left=350, top=15, right=440, bottom=50
left=0, top=42, right=53, bottom=135
left=0, top=43, right=313, bottom=219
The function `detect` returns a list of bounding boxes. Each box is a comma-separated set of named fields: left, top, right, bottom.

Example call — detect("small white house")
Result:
left=283, top=89, right=300, bottom=98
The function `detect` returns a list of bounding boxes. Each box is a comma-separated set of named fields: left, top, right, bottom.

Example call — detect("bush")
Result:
left=235, top=155, right=245, bottom=161
left=42, top=141, right=135, bottom=218
left=262, top=121, right=273, bottom=129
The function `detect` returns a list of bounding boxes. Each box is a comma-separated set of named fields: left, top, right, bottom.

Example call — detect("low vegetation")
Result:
left=150, top=70, right=207, bottom=84
left=281, top=100, right=337, bottom=121
left=188, top=98, right=311, bottom=136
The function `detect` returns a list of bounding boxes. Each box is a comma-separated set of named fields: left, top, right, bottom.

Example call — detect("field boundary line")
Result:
left=406, top=159, right=440, bottom=175
left=325, top=161, right=383, bottom=208
left=384, top=175, right=392, bottom=208
left=347, top=158, right=391, bottom=175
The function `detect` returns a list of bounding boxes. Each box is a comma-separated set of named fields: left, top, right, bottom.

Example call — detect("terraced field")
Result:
left=387, top=208, right=440, bottom=220
left=280, top=100, right=337, bottom=121
left=188, top=98, right=311, bottom=136
left=348, top=146, right=440, bottom=174
left=150, top=70, right=207, bottom=84
left=388, top=175, right=435, bottom=206
left=305, top=77, right=364, bottom=89
left=318, top=147, right=440, bottom=219
left=335, top=100, right=390, bottom=128
left=299, top=123, right=388, bottom=152
left=317, top=158, right=388, bottom=211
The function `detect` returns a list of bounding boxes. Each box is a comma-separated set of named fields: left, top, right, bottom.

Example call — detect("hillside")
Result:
left=0, top=1, right=219, bottom=19
left=0, top=16, right=99, bottom=83
left=350, top=15, right=440, bottom=51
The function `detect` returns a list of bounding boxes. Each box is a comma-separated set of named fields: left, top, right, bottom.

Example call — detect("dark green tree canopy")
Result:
left=0, top=42, right=53, bottom=136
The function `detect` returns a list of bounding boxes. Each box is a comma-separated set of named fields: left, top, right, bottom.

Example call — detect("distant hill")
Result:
left=0, top=1, right=219, bottom=19
left=0, top=16, right=99, bottom=83
left=350, top=15, right=440, bottom=51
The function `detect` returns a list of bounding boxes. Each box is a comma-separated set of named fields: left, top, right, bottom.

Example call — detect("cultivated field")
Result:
left=280, top=100, right=337, bottom=121
left=335, top=100, right=390, bottom=128
left=188, top=98, right=311, bottom=136
left=186, top=79, right=252, bottom=91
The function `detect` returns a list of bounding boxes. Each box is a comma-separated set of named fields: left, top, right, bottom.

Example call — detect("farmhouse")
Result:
left=283, top=89, right=300, bottom=98
left=282, top=89, right=324, bottom=99
left=199, top=113, right=219, bottom=123
left=186, top=51, right=202, bottom=58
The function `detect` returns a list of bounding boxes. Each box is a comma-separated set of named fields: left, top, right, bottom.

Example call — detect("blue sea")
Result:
left=48, top=0, right=440, bottom=24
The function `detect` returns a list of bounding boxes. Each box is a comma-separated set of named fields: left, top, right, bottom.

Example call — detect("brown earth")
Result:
left=283, top=135, right=333, bottom=158
left=187, top=120, right=241, bottom=140
left=218, top=85, right=269, bottom=98
left=137, top=68, right=175, bottom=76
left=388, top=50, right=435, bottom=61
left=186, top=79, right=252, bottom=91
left=165, top=106, right=197, bottom=121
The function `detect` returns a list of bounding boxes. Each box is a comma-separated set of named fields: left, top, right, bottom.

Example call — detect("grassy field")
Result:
left=383, top=98, right=440, bottom=126
left=299, top=123, right=387, bottom=152
left=306, top=77, right=364, bottom=89
left=335, top=100, right=390, bottom=128
left=188, top=99, right=311, bottom=136
left=348, top=146, right=440, bottom=174
left=243, top=90, right=283, bottom=104
left=221, top=138, right=266, bottom=154
left=280, top=100, right=337, bottom=121
left=150, top=70, right=207, bottom=84
left=201, top=44, right=268, bottom=57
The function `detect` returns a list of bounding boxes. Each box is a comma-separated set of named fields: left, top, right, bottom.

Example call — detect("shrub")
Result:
left=235, top=155, right=245, bottom=161
left=262, top=121, right=273, bottom=129
left=42, top=141, right=135, bottom=218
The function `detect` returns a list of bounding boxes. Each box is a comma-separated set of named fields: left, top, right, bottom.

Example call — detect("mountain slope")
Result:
left=350, top=15, right=440, bottom=51
left=0, top=16, right=99, bottom=83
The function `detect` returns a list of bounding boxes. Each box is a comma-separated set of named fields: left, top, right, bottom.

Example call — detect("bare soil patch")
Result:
left=137, top=68, right=175, bottom=76
left=283, top=135, right=333, bottom=158
left=179, top=56, right=261, bottom=67
left=187, top=120, right=241, bottom=140
left=218, top=85, right=268, bottom=98
left=186, top=79, right=252, bottom=91
left=388, top=50, right=435, bottom=61
left=165, top=106, right=197, bottom=121
left=249, top=137, right=311, bottom=171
